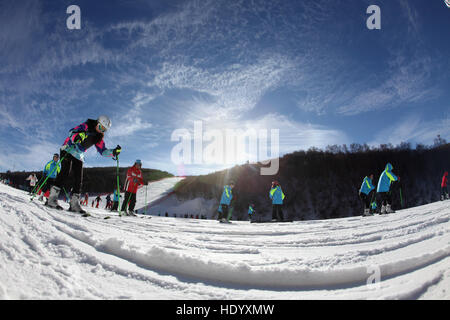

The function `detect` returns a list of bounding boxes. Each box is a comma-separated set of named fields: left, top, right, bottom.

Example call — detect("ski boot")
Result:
left=386, top=204, right=395, bottom=214
left=380, top=205, right=386, bottom=215
left=46, top=186, right=63, bottom=210
left=68, top=193, right=86, bottom=214
left=363, top=208, right=372, bottom=217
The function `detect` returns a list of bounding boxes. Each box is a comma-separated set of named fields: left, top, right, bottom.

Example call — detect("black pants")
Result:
left=121, top=192, right=137, bottom=212
left=272, top=204, right=284, bottom=221
left=359, top=191, right=374, bottom=209
left=41, top=178, right=56, bottom=194
left=378, top=192, right=392, bottom=206
left=218, top=204, right=229, bottom=220
left=111, top=201, right=119, bottom=211
left=54, top=151, right=83, bottom=194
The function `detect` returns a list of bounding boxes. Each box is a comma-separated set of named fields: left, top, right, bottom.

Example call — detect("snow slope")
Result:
left=0, top=180, right=449, bottom=299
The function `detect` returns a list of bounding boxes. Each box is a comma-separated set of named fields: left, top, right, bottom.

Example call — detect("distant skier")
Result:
left=46, top=115, right=121, bottom=213
left=39, top=154, right=61, bottom=201
left=105, top=194, right=112, bottom=209
left=248, top=204, right=255, bottom=221
left=82, top=192, right=89, bottom=206
left=26, top=173, right=38, bottom=193
left=94, top=195, right=102, bottom=208
left=121, top=160, right=144, bottom=215
left=441, top=171, right=449, bottom=201
left=111, top=188, right=120, bottom=211
left=270, top=181, right=285, bottom=221
left=376, top=163, right=399, bottom=214
left=359, top=174, right=376, bottom=216
left=218, top=181, right=234, bottom=223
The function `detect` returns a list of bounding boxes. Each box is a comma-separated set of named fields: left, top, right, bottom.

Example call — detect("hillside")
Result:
left=173, top=143, right=450, bottom=220
left=0, top=181, right=449, bottom=299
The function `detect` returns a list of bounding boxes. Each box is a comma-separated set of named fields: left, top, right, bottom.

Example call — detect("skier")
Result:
left=46, top=115, right=121, bottom=213
left=359, top=174, right=375, bottom=216
left=218, top=181, right=234, bottom=223
left=94, top=195, right=102, bottom=208
left=270, top=181, right=285, bottom=221
left=121, top=160, right=144, bottom=215
left=376, top=163, right=399, bottom=214
left=26, top=173, right=38, bottom=193
left=111, top=188, right=120, bottom=211
left=39, top=154, right=61, bottom=201
left=105, top=194, right=112, bottom=209
left=248, top=204, right=255, bottom=221
left=441, top=171, right=449, bottom=201
left=82, top=192, right=89, bottom=206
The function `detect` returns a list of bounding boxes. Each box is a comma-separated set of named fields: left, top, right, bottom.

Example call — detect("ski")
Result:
left=251, top=220, right=293, bottom=224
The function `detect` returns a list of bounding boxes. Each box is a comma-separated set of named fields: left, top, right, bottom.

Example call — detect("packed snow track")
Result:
left=0, top=181, right=449, bottom=299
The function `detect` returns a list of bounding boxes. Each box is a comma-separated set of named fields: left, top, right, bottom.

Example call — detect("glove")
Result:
left=133, top=178, right=138, bottom=183
left=113, top=145, right=121, bottom=157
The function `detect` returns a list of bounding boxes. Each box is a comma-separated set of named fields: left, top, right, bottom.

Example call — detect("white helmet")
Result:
left=97, top=115, right=111, bottom=131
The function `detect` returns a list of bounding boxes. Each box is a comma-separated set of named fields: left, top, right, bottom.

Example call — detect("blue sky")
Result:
left=1, top=0, right=449, bottom=176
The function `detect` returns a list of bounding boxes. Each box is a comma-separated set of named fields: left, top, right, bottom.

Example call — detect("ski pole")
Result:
left=62, top=187, right=70, bottom=202
left=115, top=155, right=121, bottom=217
left=30, top=174, right=47, bottom=196
left=399, top=187, right=404, bottom=208
left=124, top=192, right=132, bottom=213
left=145, top=184, right=148, bottom=215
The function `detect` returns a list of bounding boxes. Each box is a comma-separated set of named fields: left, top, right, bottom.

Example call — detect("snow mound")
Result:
left=0, top=181, right=449, bottom=299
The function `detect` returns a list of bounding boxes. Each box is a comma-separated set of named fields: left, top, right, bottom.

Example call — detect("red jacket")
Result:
left=442, top=172, right=448, bottom=188
left=124, top=165, right=144, bottom=193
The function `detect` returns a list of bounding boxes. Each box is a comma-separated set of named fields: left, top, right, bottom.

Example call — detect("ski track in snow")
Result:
left=0, top=179, right=449, bottom=299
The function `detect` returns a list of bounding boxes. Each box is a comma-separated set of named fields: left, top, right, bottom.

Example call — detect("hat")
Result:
left=135, top=159, right=142, bottom=165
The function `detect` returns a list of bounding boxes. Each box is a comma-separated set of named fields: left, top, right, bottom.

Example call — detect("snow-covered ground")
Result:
left=0, top=179, right=449, bottom=300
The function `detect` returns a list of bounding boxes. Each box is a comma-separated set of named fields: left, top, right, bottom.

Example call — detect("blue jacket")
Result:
left=113, top=189, right=119, bottom=202
left=270, top=186, right=285, bottom=205
left=377, top=163, right=398, bottom=193
left=359, top=176, right=375, bottom=195
left=248, top=206, right=254, bottom=215
left=43, top=160, right=61, bottom=179
left=220, top=185, right=233, bottom=205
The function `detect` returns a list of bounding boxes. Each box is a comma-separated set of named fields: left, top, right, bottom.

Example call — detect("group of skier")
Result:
left=217, top=180, right=286, bottom=223
left=359, top=164, right=449, bottom=216
left=28, top=115, right=145, bottom=216
left=217, top=163, right=448, bottom=222
left=359, top=163, right=400, bottom=216
left=18, top=114, right=450, bottom=221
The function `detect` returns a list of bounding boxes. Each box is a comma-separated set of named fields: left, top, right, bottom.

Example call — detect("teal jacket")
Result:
left=43, top=160, right=61, bottom=179
left=377, top=163, right=398, bottom=193
left=220, top=185, right=233, bottom=205
left=360, top=176, right=375, bottom=195
left=270, top=186, right=285, bottom=205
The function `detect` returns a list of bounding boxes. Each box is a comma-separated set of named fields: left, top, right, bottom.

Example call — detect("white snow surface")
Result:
left=0, top=178, right=449, bottom=300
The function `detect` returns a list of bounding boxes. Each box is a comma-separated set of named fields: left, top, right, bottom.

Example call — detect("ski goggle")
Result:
left=98, top=123, right=107, bottom=132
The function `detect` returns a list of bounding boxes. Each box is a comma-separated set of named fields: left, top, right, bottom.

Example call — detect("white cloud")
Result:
left=370, top=114, right=450, bottom=147
left=0, top=141, right=61, bottom=172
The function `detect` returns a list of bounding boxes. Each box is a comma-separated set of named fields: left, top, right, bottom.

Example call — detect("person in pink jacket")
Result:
left=441, top=171, right=449, bottom=201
